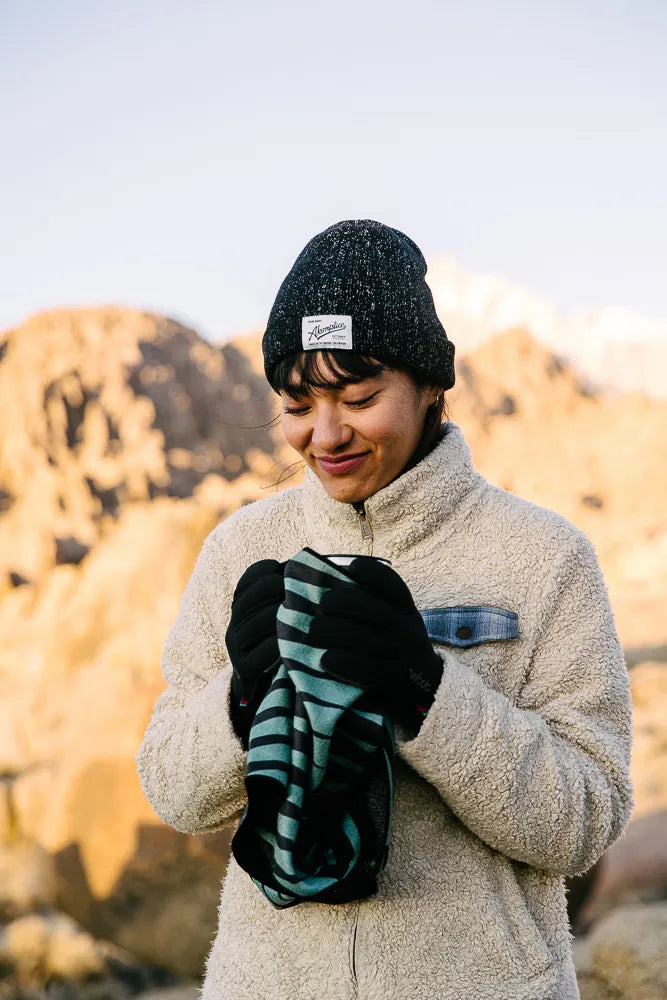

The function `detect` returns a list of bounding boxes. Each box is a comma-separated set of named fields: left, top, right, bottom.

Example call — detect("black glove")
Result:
left=307, top=557, right=443, bottom=733
left=225, top=559, right=285, bottom=748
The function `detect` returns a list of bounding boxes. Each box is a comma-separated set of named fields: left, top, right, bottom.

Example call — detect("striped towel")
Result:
left=231, top=548, right=395, bottom=909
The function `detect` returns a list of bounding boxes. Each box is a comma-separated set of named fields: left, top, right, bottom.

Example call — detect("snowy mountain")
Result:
left=426, top=258, right=667, bottom=398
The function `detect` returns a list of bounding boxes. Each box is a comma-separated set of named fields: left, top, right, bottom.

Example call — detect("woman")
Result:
left=136, top=220, right=633, bottom=999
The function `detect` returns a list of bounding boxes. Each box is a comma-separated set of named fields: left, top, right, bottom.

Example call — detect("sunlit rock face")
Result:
left=0, top=307, right=284, bottom=582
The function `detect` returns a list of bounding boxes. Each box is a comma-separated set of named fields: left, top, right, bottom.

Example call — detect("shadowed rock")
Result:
left=55, top=538, right=90, bottom=566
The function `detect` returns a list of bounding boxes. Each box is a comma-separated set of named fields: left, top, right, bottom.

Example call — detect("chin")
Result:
left=320, top=477, right=370, bottom=504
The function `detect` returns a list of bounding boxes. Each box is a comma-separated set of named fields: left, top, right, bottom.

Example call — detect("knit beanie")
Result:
left=262, top=219, right=455, bottom=389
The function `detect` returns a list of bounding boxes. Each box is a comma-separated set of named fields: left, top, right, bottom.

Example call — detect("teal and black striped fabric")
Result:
left=231, top=548, right=395, bottom=909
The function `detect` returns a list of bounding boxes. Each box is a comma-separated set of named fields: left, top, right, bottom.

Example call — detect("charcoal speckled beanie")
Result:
left=262, top=219, right=455, bottom=389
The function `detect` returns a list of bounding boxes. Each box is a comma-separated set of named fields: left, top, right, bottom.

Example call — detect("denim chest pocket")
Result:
left=419, top=606, right=519, bottom=647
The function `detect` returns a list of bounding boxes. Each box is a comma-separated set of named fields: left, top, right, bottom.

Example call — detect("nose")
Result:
left=311, top=405, right=353, bottom=453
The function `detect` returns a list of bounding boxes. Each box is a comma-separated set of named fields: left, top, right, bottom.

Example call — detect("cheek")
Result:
left=280, top=415, right=306, bottom=452
left=368, top=406, right=425, bottom=460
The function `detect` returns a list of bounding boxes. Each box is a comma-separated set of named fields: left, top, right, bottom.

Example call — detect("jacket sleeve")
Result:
left=135, top=522, right=248, bottom=834
left=397, top=531, right=634, bottom=876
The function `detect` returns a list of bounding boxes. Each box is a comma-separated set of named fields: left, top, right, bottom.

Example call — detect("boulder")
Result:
left=589, top=902, right=667, bottom=1000
left=134, top=986, right=200, bottom=1000
left=0, top=837, right=57, bottom=918
left=48, top=802, right=233, bottom=977
left=576, top=810, right=667, bottom=932
left=570, top=665, right=667, bottom=933
left=12, top=757, right=234, bottom=977
left=572, top=936, right=621, bottom=1000
left=96, top=822, right=233, bottom=976
left=630, top=664, right=667, bottom=819
left=0, top=911, right=105, bottom=988
left=578, top=976, right=620, bottom=1000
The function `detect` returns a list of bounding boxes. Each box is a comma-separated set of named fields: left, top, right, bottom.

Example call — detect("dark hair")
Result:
left=269, top=349, right=449, bottom=466
left=269, top=350, right=384, bottom=399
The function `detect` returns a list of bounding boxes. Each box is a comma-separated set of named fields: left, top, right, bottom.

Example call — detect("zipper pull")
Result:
left=356, top=503, right=373, bottom=542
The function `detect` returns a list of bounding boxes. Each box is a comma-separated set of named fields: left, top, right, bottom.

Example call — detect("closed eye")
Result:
left=345, top=392, right=379, bottom=409
left=283, top=404, right=310, bottom=416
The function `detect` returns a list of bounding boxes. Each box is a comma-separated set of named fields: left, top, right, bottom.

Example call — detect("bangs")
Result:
left=270, top=350, right=386, bottom=400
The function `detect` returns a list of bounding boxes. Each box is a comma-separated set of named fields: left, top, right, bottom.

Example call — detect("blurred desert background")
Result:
left=2, top=2, right=666, bottom=998
left=1, top=291, right=666, bottom=1000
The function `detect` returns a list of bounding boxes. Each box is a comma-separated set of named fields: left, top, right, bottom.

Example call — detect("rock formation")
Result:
left=0, top=307, right=285, bottom=584
left=576, top=902, right=667, bottom=999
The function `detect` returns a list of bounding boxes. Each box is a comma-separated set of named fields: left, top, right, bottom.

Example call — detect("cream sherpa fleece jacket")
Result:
left=136, top=422, right=633, bottom=1000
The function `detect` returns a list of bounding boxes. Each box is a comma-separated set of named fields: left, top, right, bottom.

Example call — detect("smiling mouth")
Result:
left=315, top=452, right=369, bottom=475
left=316, top=452, right=366, bottom=463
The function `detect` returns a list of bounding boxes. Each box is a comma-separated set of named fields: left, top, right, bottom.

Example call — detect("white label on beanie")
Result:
left=302, top=315, right=353, bottom=351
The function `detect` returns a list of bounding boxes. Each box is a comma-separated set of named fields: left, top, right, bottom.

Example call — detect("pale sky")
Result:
left=1, top=0, right=665, bottom=342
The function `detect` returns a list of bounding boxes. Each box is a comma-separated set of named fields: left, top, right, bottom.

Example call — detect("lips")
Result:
left=315, top=452, right=369, bottom=475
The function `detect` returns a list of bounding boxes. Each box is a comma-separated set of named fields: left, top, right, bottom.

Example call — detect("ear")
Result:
left=421, top=384, right=442, bottom=408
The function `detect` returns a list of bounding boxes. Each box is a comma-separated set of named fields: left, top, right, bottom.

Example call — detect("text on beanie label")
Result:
left=302, top=315, right=353, bottom=351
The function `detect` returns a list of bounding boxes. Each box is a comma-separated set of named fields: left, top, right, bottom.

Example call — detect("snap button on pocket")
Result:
left=420, top=606, right=519, bottom=647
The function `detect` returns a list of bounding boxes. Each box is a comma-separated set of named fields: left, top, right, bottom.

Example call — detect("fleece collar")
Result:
left=300, top=422, right=482, bottom=559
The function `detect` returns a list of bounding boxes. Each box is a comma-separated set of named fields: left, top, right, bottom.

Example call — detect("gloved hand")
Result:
left=225, top=559, right=285, bottom=748
left=307, top=557, right=443, bottom=733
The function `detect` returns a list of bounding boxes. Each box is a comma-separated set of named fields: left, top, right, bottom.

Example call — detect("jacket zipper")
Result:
left=354, top=501, right=373, bottom=547
left=349, top=900, right=359, bottom=989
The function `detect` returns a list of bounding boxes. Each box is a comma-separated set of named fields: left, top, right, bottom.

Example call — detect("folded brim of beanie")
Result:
left=231, top=548, right=395, bottom=909
left=261, top=219, right=455, bottom=390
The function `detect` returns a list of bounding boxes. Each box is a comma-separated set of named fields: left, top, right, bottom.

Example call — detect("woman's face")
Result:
left=280, top=361, right=440, bottom=504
